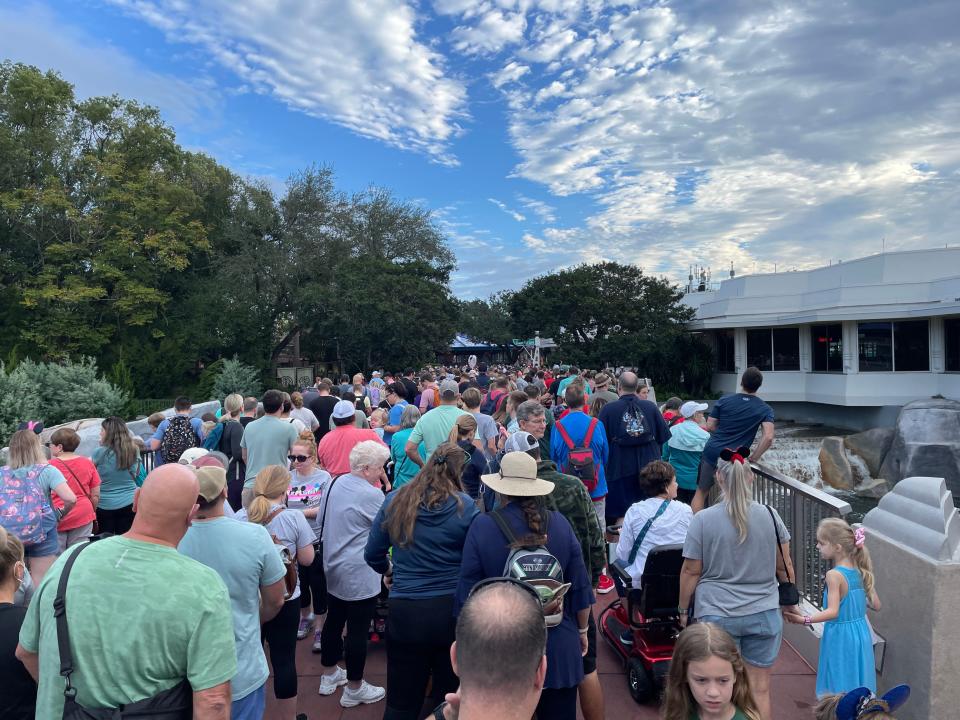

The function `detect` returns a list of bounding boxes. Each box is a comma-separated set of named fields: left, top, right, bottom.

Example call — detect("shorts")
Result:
left=582, top=610, right=597, bottom=675
left=57, top=523, right=93, bottom=552
left=696, top=457, right=717, bottom=491
left=24, top=513, right=60, bottom=559
left=698, top=608, right=783, bottom=668
left=231, top=683, right=265, bottom=720
left=591, top=496, right=605, bottom=532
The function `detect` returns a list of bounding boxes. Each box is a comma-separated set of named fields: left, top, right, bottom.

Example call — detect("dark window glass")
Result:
left=947, top=319, right=960, bottom=373
left=772, top=328, right=800, bottom=371
left=858, top=322, right=893, bottom=372
left=893, top=320, right=929, bottom=371
left=746, top=329, right=772, bottom=371
left=811, top=324, right=843, bottom=372
left=715, top=330, right=735, bottom=372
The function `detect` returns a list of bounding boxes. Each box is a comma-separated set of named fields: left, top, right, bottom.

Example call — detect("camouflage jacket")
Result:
left=539, top=459, right=605, bottom=588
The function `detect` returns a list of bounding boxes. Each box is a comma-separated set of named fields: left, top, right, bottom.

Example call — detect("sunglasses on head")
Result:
left=287, top=454, right=309, bottom=463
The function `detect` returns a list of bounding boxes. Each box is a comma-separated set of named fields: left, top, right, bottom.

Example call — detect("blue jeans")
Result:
left=231, top=683, right=265, bottom=720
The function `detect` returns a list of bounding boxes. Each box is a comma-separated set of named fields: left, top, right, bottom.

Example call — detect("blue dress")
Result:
left=816, top=566, right=875, bottom=697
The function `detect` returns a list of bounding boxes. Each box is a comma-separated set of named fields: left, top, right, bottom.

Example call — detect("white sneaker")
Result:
left=318, top=666, right=347, bottom=696
left=340, top=680, right=386, bottom=707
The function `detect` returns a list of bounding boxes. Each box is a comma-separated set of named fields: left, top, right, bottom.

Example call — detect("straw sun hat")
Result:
left=480, top=452, right=555, bottom=497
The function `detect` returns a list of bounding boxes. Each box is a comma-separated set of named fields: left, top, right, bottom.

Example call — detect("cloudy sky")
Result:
left=3, top=0, right=958, bottom=297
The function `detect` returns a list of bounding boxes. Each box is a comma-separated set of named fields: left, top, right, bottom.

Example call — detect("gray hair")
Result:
left=515, top=400, right=545, bottom=424
left=400, top=404, right=422, bottom=430
left=349, top=440, right=391, bottom=473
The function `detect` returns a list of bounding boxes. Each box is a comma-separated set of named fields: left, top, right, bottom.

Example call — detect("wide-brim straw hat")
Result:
left=481, top=452, right=555, bottom=497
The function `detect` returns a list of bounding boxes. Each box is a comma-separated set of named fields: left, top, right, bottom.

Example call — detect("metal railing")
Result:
left=709, top=462, right=851, bottom=610
left=141, top=449, right=158, bottom=474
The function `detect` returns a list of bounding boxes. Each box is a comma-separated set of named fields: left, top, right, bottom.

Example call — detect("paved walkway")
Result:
left=265, top=599, right=817, bottom=719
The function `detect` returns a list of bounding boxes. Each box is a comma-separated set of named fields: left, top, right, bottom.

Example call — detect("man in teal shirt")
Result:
left=240, top=389, right=299, bottom=508
left=178, top=465, right=287, bottom=718
left=16, top=464, right=237, bottom=719
left=405, top=379, right=471, bottom=466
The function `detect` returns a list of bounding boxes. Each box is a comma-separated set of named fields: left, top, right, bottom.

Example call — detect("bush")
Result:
left=0, top=357, right=128, bottom=441
left=212, top=356, right=262, bottom=401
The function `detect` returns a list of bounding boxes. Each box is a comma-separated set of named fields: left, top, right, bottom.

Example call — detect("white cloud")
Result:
left=518, top=195, right=557, bottom=223
left=488, top=198, right=527, bottom=222
left=106, top=0, right=468, bottom=164
left=451, top=8, right=526, bottom=55
left=490, top=60, right=531, bottom=88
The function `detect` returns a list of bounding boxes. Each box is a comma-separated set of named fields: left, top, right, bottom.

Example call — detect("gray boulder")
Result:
left=844, top=427, right=895, bottom=478
left=819, top=436, right=854, bottom=490
left=879, top=398, right=960, bottom=501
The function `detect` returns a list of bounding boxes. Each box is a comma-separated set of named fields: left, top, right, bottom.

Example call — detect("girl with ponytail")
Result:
left=786, top=519, right=880, bottom=697
left=0, top=526, right=35, bottom=718
left=678, top=447, right=796, bottom=720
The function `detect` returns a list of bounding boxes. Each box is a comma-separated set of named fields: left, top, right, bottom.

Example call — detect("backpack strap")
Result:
left=554, top=420, right=575, bottom=450
left=583, top=417, right=598, bottom=447
left=627, top=499, right=671, bottom=565
left=490, top=508, right=520, bottom=547
left=54, top=539, right=99, bottom=700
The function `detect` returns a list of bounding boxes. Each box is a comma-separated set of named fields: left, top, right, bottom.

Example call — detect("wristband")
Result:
left=578, top=627, right=589, bottom=634
left=677, top=607, right=687, bottom=614
left=804, top=615, right=812, bottom=625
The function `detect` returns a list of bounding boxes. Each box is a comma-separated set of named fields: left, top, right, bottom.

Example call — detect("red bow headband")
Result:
left=719, top=446, right=751, bottom=464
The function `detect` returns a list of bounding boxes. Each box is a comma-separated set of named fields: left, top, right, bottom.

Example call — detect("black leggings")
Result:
left=535, top=686, right=578, bottom=720
left=297, top=549, right=328, bottom=615
left=262, top=597, right=300, bottom=699
left=383, top=595, right=458, bottom=720
left=320, top=594, right=378, bottom=682
left=95, top=505, right=134, bottom=535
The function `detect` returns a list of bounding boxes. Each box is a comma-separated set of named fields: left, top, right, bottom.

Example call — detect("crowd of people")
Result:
left=0, top=363, right=897, bottom=720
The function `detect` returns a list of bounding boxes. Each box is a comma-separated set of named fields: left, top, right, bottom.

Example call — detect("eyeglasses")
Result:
left=287, top=455, right=310, bottom=463
left=468, top=576, right=542, bottom=606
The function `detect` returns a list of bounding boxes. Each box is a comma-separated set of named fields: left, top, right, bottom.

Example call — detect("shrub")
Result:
left=0, top=357, right=128, bottom=441
left=212, top=356, right=262, bottom=401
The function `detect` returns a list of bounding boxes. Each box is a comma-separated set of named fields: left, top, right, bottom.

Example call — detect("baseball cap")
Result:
left=503, top=431, right=539, bottom=454
left=192, top=465, right=227, bottom=503
left=680, top=401, right=709, bottom=418
left=439, top=379, right=459, bottom=399
left=332, top=400, right=356, bottom=420
left=178, top=447, right=209, bottom=465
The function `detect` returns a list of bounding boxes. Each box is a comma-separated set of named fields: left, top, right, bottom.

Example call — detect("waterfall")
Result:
left=762, top=424, right=876, bottom=489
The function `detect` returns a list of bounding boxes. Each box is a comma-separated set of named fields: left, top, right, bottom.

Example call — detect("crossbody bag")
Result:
left=611, top=499, right=671, bottom=577
left=765, top=505, right=800, bottom=606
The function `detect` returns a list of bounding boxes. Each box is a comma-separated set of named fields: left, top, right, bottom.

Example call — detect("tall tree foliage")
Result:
left=0, top=62, right=459, bottom=393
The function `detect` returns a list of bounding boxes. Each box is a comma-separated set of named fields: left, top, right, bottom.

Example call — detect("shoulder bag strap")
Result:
left=59, top=462, right=90, bottom=503
left=54, top=540, right=98, bottom=700
left=765, top=505, right=793, bottom=583
left=490, top=508, right=520, bottom=546
left=554, top=420, right=575, bottom=450
left=318, top=476, right=340, bottom=544
left=264, top=506, right=285, bottom=526
left=627, top=500, right=672, bottom=565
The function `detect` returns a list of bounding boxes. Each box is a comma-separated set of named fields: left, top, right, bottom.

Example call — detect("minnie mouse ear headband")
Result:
left=836, top=685, right=910, bottom=720
left=17, top=421, right=44, bottom=435
left=719, top=446, right=751, bottom=464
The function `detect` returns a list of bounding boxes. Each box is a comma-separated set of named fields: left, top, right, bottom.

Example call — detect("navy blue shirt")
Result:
left=703, top=393, right=775, bottom=465
left=365, top=492, right=478, bottom=599
left=597, top=395, right=669, bottom=481
left=455, top=503, right=593, bottom=689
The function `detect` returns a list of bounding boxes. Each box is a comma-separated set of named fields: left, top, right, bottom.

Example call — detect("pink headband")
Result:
left=854, top=527, right=866, bottom=547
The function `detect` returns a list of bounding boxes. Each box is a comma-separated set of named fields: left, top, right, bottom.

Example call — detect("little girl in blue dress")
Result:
left=785, top=518, right=880, bottom=697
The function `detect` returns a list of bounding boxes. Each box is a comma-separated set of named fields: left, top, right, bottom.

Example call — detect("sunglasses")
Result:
left=287, top=455, right=310, bottom=463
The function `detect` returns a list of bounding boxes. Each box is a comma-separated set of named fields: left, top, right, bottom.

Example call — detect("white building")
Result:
left=684, top=247, right=960, bottom=429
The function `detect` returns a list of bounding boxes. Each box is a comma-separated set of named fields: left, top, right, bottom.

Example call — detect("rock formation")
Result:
left=879, top=398, right=960, bottom=501
left=844, top=427, right=895, bottom=478
left=819, top=436, right=854, bottom=490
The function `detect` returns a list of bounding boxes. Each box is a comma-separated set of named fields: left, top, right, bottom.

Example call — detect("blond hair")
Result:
left=817, top=517, right=876, bottom=598
left=223, top=393, right=243, bottom=418
left=6, top=429, right=46, bottom=469
left=663, top=623, right=761, bottom=720
left=0, top=526, right=25, bottom=585
left=291, top=431, right=318, bottom=463
left=247, top=465, right=292, bottom=524
left=814, top=694, right=897, bottom=720
left=716, top=458, right=754, bottom=543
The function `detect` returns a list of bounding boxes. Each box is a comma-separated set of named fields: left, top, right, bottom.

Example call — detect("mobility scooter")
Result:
left=598, top=543, right=685, bottom=703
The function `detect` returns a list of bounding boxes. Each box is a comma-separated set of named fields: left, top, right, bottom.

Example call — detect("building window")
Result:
left=746, top=327, right=800, bottom=371
left=811, top=324, right=843, bottom=372
left=772, top=328, right=800, bottom=371
left=747, top=329, right=772, bottom=371
left=715, top=330, right=735, bottom=372
left=857, top=320, right=929, bottom=372
left=948, top=319, right=960, bottom=372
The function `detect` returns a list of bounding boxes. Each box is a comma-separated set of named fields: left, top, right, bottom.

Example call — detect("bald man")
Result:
left=597, top=371, right=670, bottom=527
left=17, top=464, right=237, bottom=719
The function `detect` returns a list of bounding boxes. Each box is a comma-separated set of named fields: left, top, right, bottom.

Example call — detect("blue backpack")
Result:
left=202, top=422, right=224, bottom=451
left=0, top=464, right=51, bottom=546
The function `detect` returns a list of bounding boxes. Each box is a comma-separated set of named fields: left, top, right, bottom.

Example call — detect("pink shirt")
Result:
left=317, top=425, right=385, bottom=476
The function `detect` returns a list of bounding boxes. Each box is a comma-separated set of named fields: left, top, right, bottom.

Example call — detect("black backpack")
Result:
left=159, top=416, right=198, bottom=463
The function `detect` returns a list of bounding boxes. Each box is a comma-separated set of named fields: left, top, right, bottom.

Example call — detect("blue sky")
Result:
left=3, top=1, right=959, bottom=298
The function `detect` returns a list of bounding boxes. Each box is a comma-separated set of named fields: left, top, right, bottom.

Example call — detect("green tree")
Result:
left=212, top=356, right=263, bottom=401
left=457, top=292, right=514, bottom=346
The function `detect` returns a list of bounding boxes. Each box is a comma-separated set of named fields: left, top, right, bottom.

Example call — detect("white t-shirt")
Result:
left=616, top=498, right=692, bottom=588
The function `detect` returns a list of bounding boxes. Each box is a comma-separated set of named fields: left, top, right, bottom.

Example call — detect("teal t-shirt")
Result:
left=91, top=447, right=140, bottom=509
left=390, top=428, right=426, bottom=488
left=692, top=710, right=749, bottom=720
left=178, top=517, right=286, bottom=701
left=240, top=415, right=299, bottom=487
left=408, top=405, right=471, bottom=458
left=19, top=536, right=237, bottom=719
